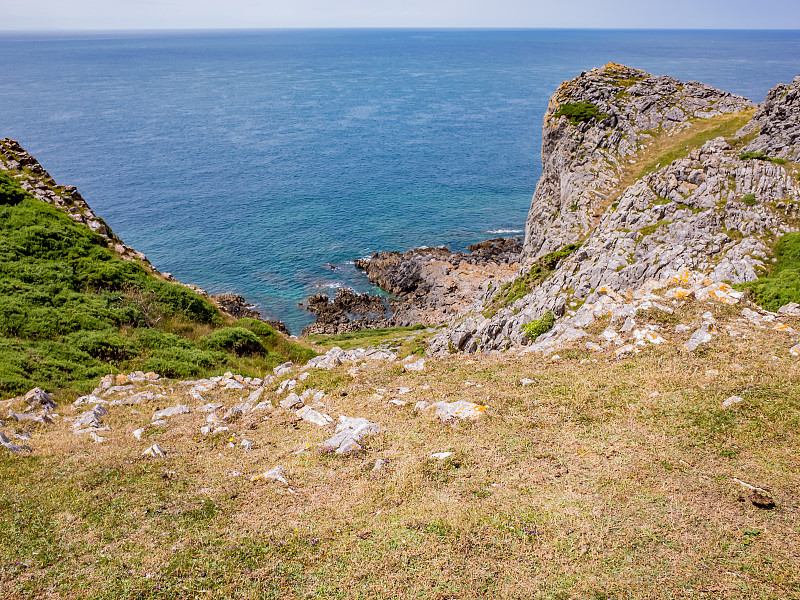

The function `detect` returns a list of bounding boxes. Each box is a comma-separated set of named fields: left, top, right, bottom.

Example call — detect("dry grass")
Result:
left=1, top=302, right=799, bottom=599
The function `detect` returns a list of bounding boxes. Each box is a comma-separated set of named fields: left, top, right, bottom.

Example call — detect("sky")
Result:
left=2, top=0, right=799, bottom=31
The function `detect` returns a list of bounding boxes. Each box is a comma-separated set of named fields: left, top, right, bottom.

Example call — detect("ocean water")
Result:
left=1, top=29, right=799, bottom=332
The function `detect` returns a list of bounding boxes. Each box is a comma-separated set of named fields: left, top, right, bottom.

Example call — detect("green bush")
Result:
left=0, top=171, right=29, bottom=206
left=735, top=233, right=800, bottom=311
left=203, top=327, right=266, bottom=357
left=739, top=151, right=787, bottom=165
left=553, top=102, right=607, bottom=126
left=522, top=311, right=555, bottom=341
left=67, top=329, right=131, bottom=362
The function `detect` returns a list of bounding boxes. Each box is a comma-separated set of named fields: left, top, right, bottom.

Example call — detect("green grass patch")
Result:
left=307, top=324, right=428, bottom=354
left=521, top=311, right=555, bottom=341
left=553, top=102, right=608, bottom=126
left=735, top=232, right=800, bottom=311
left=742, top=193, right=757, bottom=206
left=0, top=176, right=315, bottom=396
left=739, top=150, right=787, bottom=165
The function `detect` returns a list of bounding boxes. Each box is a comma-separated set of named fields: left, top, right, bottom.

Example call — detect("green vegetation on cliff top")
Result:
left=735, top=232, right=800, bottom=311
left=0, top=171, right=315, bottom=397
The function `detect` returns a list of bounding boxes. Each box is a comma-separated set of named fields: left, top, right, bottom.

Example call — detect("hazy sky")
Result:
left=3, top=0, right=799, bottom=30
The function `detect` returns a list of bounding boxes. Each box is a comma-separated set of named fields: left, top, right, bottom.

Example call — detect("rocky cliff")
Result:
left=429, top=64, right=800, bottom=354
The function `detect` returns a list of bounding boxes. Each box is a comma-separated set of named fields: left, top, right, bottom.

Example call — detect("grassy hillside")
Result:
left=0, top=171, right=315, bottom=397
left=0, top=298, right=798, bottom=599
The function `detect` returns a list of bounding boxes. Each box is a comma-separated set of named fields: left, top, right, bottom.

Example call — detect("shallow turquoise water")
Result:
left=1, top=29, right=799, bottom=332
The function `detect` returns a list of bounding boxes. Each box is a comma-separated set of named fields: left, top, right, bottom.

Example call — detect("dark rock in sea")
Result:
left=211, top=293, right=289, bottom=334
left=302, top=238, right=523, bottom=336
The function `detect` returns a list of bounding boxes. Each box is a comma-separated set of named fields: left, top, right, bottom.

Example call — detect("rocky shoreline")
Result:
left=299, top=237, right=523, bottom=336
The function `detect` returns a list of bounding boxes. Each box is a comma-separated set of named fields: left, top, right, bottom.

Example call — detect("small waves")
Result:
left=486, top=228, right=524, bottom=234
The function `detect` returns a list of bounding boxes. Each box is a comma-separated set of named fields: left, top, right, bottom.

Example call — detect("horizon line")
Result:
left=2, top=26, right=800, bottom=34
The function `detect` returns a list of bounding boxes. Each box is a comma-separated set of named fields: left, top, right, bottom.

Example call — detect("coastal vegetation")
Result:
left=553, top=101, right=607, bottom=125
left=521, top=310, right=555, bottom=341
left=736, top=232, right=800, bottom=310
left=0, top=175, right=314, bottom=397
left=483, top=243, right=581, bottom=319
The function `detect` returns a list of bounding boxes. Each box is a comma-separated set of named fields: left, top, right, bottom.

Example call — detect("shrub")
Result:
left=67, top=329, right=131, bottom=362
left=739, top=151, right=787, bottom=165
left=735, top=233, right=800, bottom=311
left=203, top=327, right=266, bottom=357
left=553, top=102, right=607, bottom=126
left=0, top=171, right=29, bottom=206
left=522, top=311, right=555, bottom=341
left=742, top=193, right=757, bottom=206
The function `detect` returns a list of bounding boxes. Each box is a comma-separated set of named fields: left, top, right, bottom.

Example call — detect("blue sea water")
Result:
left=1, top=29, right=799, bottom=332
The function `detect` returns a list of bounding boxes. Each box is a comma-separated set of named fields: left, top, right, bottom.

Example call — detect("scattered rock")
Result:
left=72, top=405, right=108, bottom=431
left=296, top=406, right=333, bottom=427
left=251, top=465, right=288, bottom=485
left=280, top=393, right=303, bottom=410
left=152, top=405, right=192, bottom=421
left=24, top=388, right=55, bottom=411
left=682, top=323, right=716, bottom=352
left=403, top=358, right=425, bottom=372
left=274, top=362, right=294, bottom=377
left=429, top=452, right=454, bottom=460
left=431, top=400, right=485, bottom=422
left=142, top=444, right=165, bottom=458
left=320, top=416, right=381, bottom=454
left=0, top=430, right=30, bottom=453
left=722, top=395, right=744, bottom=408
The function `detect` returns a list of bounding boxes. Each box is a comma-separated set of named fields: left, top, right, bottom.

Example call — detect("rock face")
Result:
left=522, top=63, right=753, bottom=262
left=302, top=238, right=523, bottom=336
left=429, top=65, right=800, bottom=354
left=741, top=73, right=800, bottom=161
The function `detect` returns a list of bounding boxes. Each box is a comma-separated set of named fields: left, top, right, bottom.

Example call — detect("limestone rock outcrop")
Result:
left=429, top=66, right=800, bottom=355
left=741, top=73, right=800, bottom=161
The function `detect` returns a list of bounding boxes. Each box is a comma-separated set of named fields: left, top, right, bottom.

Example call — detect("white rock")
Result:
left=682, top=323, right=715, bottom=352
left=132, top=427, right=146, bottom=440
left=429, top=452, right=454, bottom=460
left=152, top=405, right=191, bottom=421
left=241, top=439, right=254, bottom=451
left=277, top=379, right=296, bottom=394
left=777, top=302, right=800, bottom=316
left=320, top=416, right=381, bottom=454
left=403, top=358, right=425, bottom=372
left=251, top=465, right=288, bottom=485
left=296, top=406, right=333, bottom=426
left=280, top=393, right=303, bottom=410
left=398, top=387, right=412, bottom=395
left=90, top=431, right=105, bottom=443
left=372, top=458, right=389, bottom=471
left=432, top=400, right=485, bottom=422
left=273, top=362, right=294, bottom=377
left=298, top=372, right=310, bottom=381
left=188, top=387, right=205, bottom=403
left=519, top=378, right=535, bottom=386
left=722, top=395, right=744, bottom=408
left=142, top=444, right=165, bottom=457
left=790, top=343, right=800, bottom=357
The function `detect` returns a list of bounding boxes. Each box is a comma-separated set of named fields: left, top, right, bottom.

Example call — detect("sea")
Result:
left=1, top=29, right=799, bottom=333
